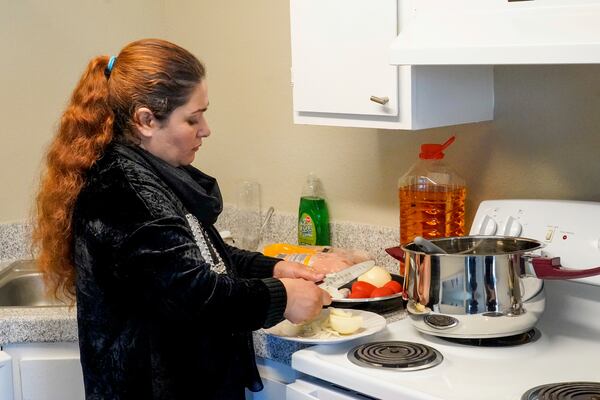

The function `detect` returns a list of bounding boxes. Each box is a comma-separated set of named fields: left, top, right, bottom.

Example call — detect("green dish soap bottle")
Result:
left=298, top=173, right=330, bottom=246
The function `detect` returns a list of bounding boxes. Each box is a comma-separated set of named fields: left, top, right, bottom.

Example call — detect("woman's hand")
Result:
left=273, top=260, right=324, bottom=282
left=279, top=278, right=332, bottom=324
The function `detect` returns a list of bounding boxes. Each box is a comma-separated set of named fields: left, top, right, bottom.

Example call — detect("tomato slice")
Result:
left=348, top=289, right=370, bottom=299
left=370, top=287, right=395, bottom=298
left=383, top=280, right=402, bottom=294
left=351, top=281, right=376, bottom=296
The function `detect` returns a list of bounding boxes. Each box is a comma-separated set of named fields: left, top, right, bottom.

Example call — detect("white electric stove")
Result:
left=288, top=200, right=600, bottom=400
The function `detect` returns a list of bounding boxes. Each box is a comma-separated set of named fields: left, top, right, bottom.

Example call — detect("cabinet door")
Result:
left=0, top=352, right=13, bottom=400
left=290, top=0, right=398, bottom=117
left=4, top=343, right=84, bottom=400
left=20, top=358, right=84, bottom=400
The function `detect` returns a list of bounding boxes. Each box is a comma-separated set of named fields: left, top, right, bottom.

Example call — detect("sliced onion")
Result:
left=328, top=308, right=363, bottom=334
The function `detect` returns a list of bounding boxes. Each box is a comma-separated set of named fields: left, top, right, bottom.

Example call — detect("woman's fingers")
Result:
left=273, top=260, right=324, bottom=282
left=280, top=278, right=331, bottom=324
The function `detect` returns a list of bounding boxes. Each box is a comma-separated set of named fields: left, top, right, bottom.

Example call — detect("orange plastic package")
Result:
left=262, top=243, right=372, bottom=275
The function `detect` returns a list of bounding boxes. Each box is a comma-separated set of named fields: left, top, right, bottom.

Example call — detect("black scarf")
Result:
left=114, top=143, right=223, bottom=225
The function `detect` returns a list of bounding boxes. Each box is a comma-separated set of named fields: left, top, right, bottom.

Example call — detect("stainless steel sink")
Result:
left=0, top=259, right=68, bottom=307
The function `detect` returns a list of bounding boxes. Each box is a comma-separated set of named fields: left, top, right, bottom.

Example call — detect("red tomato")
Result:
left=370, top=287, right=395, bottom=298
left=383, top=280, right=403, bottom=294
left=348, top=289, right=370, bottom=299
left=351, top=281, right=376, bottom=296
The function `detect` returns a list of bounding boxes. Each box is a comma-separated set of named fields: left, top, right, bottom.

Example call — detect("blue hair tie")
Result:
left=104, top=56, right=117, bottom=79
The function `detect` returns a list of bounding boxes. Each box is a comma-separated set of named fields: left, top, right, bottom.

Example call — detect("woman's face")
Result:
left=140, top=80, right=211, bottom=167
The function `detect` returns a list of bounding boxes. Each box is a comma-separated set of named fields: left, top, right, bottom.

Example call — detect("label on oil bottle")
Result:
left=298, top=213, right=316, bottom=245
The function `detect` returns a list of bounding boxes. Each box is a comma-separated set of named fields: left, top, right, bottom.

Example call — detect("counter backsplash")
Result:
left=1, top=205, right=400, bottom=273
left=0, top=223, right=32, bottom=262
left=215, top=204, right=400, bottom=273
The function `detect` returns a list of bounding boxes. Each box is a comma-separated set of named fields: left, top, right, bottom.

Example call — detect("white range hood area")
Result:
left=390, top=0, right=600, bottom=65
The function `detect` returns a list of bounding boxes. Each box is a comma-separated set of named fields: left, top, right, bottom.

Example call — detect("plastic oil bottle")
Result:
left=298, top=173, right=330, bottom=246
left=398, top=136, right=467, bottom=248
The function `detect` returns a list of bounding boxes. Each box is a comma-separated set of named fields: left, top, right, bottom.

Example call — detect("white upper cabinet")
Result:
left=289, top=0, right=494, bottom=130
left=291, top=0, right=399, bottom=118
left=390, top=0, right=600, bottom=65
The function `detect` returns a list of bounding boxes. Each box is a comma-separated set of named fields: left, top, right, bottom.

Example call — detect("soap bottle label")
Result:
left=298, top=213, right=316, bottom=245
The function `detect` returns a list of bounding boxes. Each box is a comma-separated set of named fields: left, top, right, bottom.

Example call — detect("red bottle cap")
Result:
left=419, top=136, right=456, bottom=160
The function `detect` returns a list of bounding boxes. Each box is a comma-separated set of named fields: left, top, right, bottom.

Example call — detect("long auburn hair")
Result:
left=32, top=39, right=206, bottom=300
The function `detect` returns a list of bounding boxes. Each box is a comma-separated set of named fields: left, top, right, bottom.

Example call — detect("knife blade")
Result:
left=318, top=260, right=375, bottom=289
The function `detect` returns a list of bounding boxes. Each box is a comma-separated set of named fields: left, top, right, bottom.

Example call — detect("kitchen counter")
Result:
left=0, top=306, right=78, bottom=345
left=0, top=206, right=402, bottom=365
left=0, top=304, right=406, bottom=365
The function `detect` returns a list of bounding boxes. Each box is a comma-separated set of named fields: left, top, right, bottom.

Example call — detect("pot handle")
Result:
left=385, top=246, right=405, bottom=261
left=530, top=257, right=600, bottom=280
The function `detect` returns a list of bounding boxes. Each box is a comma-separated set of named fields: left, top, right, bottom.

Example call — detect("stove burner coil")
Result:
left=440, top=329, right=541, bottom=347
left=424, top=314, right=459, bottom=329
left=521, top=382, right=600, bottom=400
left=347, top=341, right=443, bottom=371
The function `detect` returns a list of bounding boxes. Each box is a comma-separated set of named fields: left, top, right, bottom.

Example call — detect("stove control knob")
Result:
left=503, top=217, right=523, bottom=236
left=477, top=215, right=497, bottom=235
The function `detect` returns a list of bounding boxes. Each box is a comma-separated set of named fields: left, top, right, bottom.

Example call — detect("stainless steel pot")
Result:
left=386, top=236, right=600, bottom=338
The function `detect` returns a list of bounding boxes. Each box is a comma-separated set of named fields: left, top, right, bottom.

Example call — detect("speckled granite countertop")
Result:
left=0, top=301, right=405, bottom=365
left=0, top=205, right=403, bottom=365
left=0, top=306, right=78, bottom=345
left=252, top=310, right=406, bottom=364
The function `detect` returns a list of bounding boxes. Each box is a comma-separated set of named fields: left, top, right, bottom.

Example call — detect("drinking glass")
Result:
left=237, top=180, right=262, bottom=251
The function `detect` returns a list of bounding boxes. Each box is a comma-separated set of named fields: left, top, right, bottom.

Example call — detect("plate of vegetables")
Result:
left=328, top=265, right=405, bottom=314
left=265, top=307, right=386, bottom=344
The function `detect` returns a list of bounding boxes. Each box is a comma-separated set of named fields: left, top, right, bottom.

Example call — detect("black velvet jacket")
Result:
left=72, top=143, right=286, bottom=400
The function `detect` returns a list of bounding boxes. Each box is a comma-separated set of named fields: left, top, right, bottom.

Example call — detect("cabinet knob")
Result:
left=369, top=96, right=389, bottom=105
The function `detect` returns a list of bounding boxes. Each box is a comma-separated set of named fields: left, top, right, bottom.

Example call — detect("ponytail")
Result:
left=32, top=56, right=114, bottom=301
left=32, top=39, right=206, bottom=301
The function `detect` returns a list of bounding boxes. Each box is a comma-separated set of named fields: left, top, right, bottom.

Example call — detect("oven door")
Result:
left=287, top=378, right=375, bottom=400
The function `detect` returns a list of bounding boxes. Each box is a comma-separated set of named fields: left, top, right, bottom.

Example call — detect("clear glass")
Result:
left=236, top=180, right=262, bottom=250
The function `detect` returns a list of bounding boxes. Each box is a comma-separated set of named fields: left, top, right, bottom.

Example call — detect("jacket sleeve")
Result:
left=77, top=164, right=287, bottom=331
left=113, top=217, right=286, bottom=330
left=220, top=241, right=282, bottom=279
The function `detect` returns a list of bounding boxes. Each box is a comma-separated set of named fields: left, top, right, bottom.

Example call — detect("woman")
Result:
left=32, top=38, right=331, bottom=400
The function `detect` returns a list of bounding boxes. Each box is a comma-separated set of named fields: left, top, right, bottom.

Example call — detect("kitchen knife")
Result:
left=318, top=260, right=375, bottom=289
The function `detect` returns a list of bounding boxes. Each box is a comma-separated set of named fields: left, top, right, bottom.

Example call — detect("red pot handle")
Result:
left=385, top=246, right=405, bottom=261
left=532, top=257, right=600, bottom=280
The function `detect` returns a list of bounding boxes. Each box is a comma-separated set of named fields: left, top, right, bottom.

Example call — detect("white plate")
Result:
left=264, top=309, right=387, bottom=344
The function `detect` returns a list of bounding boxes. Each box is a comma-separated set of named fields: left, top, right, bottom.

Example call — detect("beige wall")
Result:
left=0, top=0, right=166, bottom=223
left=2, top=1, right=600, bottom=232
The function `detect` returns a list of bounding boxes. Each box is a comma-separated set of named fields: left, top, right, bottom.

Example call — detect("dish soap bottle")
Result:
left=298, top=173, right=330, bottom=246
left=398, top=136, right=467, bottom=246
